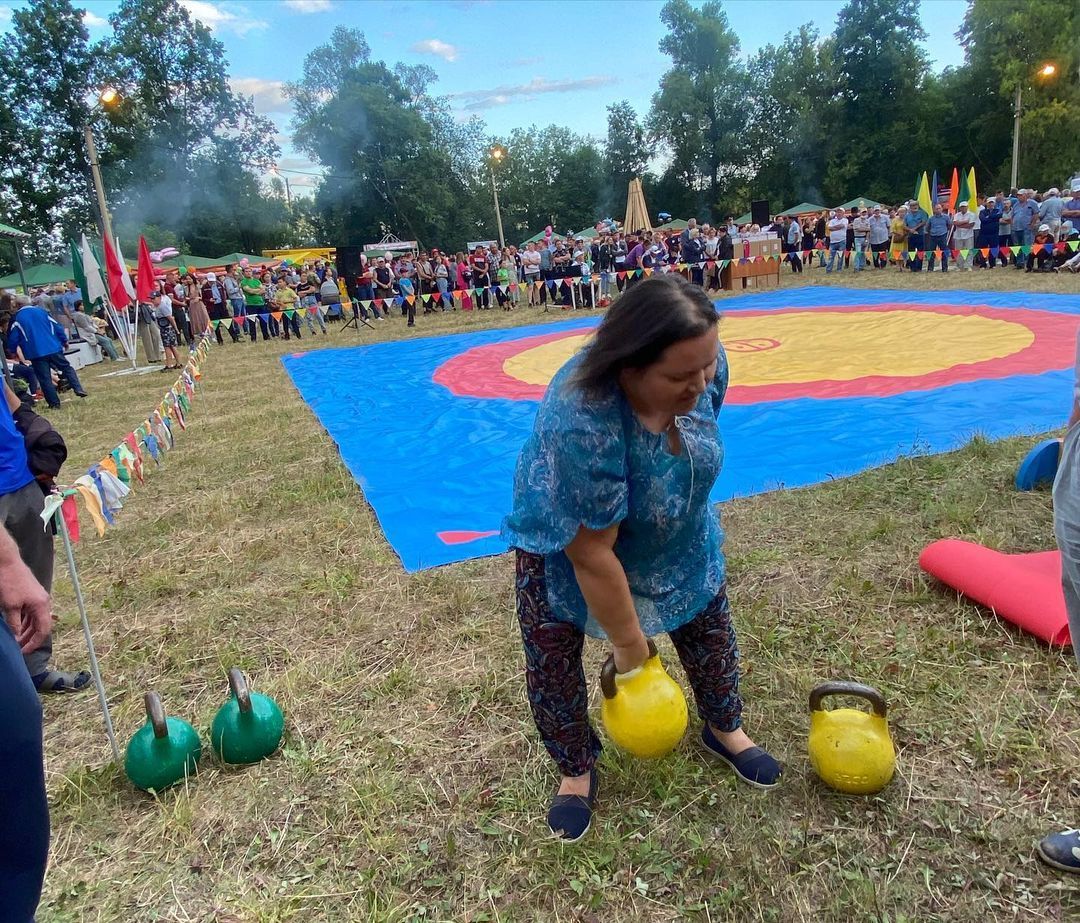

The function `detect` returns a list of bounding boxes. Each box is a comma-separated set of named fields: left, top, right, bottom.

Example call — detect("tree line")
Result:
left=0, top=0, right=1076, bottom=267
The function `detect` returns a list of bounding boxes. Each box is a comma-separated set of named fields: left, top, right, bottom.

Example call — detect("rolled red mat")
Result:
left=919, top=538, right=1070, bottom=647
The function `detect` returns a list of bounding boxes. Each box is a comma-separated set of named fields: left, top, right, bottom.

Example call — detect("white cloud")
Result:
left=231, top=77, right=291, bottom=114
left=451, top=76, right=618, bottom=111
left=178, top=0, right=267, bottom=36
left=0, top=7, right=12, bottom=23
left=82, top=10, right=108, bottom=28
left=283, top=0, right=332, bottom=10
left=410, top=38, right=459, bottom=63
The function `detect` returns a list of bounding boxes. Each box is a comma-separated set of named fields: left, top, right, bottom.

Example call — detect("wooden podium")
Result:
left=722, top=235, right=782, bottom=291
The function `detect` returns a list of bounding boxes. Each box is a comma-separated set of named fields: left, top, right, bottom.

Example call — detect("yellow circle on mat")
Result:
left=501, top=311, right=1035, bottom=387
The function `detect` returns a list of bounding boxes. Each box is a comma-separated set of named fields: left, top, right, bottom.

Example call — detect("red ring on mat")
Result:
left=432, top=303, right=1080, bottom=404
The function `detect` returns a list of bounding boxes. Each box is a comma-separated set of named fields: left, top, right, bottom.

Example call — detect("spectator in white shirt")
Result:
left=826, top=208, right=848, bottom=273
left=952, top=202, right=976, bottom=270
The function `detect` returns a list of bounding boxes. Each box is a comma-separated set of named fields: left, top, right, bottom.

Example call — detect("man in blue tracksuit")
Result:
left=4, top=300, right=87, bottom=409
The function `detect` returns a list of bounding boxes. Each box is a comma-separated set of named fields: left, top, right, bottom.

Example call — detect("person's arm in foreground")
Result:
left=0, top=519, right=52, bottom=653
left=565, top=523, right=650, bottom=672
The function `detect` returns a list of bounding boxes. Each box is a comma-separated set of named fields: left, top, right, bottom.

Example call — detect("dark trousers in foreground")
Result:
left=927, top=234, right=950, bottom=272
left=0, top=621, right=48, bottom=923
left=514, top=549, right=742, bottom=777
left=906, top=233, right=925, bottom=272
left=29, top=352, right=84, bottom=409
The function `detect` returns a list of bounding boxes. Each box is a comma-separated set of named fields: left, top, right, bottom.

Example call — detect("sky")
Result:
left=3, top=0, right=970, bottom=194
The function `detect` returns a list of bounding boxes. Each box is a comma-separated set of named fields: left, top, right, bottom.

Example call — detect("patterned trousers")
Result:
left=515, top=549, right=743, bottom=777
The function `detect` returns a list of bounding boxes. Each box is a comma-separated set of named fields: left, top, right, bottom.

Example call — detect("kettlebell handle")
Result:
left=145, top=691, right=169, bottom=739
left=809, top=681, right=887, bottom=718
left=228, top=667, right=253, bottom=714
left=600, top=638, right=658, bottom=699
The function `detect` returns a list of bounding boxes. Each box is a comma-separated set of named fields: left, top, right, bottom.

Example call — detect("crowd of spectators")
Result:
left=769, top=186, right=1080, bottom=275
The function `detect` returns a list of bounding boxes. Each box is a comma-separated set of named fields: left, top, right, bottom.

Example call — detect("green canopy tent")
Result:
left=734, top=212, right=752, bottom=226
left=0, top=261, right=73, bottom=290
left=215, top=252, right=276, bottom=267
left=836, top=197, right=885, bottom=211
left=573, top=227, right=600, bottom=240
left=519, top=230, right=566, bottom=247
left=153, top=253, right=222, bottom=271
left=778, top=202, right=827, bottom=217
left=654, top=218, right=689, bottom=232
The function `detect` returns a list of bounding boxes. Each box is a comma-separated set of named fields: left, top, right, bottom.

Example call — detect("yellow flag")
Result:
left=966, top=167, right=978, bottom=209
left=917, top=171, right=933, bottom=216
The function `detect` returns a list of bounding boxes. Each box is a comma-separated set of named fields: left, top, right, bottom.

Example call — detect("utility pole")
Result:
left=1010, top=83, right=1022, bottom=191
left=490, top=166, right=505, bottom=249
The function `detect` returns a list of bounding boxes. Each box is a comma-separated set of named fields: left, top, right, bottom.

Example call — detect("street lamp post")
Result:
left=85, top=86, right=121, bottom=245
left=1011, top=63, right=1056, bottom=190
left=489, top=145, right=506, bottom=249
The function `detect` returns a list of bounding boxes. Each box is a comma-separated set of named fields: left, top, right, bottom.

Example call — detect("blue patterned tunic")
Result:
left=502, top=348, right=728, bottom=638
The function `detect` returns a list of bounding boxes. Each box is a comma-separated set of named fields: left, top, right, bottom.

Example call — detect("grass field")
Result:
left=37, top=266, right=1080, bottom=921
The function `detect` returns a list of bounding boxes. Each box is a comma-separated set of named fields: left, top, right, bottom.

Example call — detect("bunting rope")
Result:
left=50, top=333, right=214, bottom=541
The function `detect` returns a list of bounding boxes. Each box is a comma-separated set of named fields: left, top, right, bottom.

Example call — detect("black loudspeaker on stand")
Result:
left=334, top=245, right=373, bottom=333
left=750, top=199, right=771, bottom=227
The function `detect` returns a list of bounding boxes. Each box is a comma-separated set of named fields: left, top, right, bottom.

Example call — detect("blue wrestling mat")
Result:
left=282, top=287, right=1080, bottom=570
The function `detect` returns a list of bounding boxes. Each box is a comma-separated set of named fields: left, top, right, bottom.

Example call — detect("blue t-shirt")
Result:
left=1012, top=199, right=1039, bottom=231
left=903, top=210, right=927, bottom=233
left=502, top=350, right=728, bottom=638
left=927, top=213, right=951, bottom=237
left=0, top=403, right=33, bottom=497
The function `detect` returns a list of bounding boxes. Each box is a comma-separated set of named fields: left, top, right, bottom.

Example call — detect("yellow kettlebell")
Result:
left=600, top=639, right=689, bottom=759
left=808, top=681, right=895, bottom=795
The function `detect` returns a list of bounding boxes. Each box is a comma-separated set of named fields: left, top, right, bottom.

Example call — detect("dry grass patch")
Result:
left=37, top=272, right=1080, bottom=921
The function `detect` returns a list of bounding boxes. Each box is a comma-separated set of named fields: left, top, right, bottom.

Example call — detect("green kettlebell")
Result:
left=124, top=692, right=202, bottom=792
left=210, top=668, right=284, bottom=764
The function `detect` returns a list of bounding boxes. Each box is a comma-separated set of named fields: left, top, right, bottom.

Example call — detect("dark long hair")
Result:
left=572, top=274, right=718, bottom=397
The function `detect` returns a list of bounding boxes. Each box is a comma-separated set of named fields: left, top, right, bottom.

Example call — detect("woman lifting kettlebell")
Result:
left=502, top=273, right=781, bottom=843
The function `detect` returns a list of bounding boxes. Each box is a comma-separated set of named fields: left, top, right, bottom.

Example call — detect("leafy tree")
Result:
left=821, top=0, right=938, bottom=204
left=286, top=27, right=485, bottom=250
left=604, top=101, right=652, bottom=214
left=958, top=0, right=1080, bottom=190
left=648, top=0, right=752, bottom=218
left=95, top=0, right=279, bottom=251
left=488, top=125, right=606, bottom=239
left=747, top=26, right=832, bottom=209
left=0, top=0, right=94, bottom=258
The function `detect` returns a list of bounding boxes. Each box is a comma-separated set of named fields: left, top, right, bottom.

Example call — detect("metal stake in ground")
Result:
left=55, top=508, right=120, bottom=762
